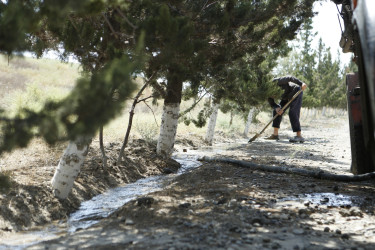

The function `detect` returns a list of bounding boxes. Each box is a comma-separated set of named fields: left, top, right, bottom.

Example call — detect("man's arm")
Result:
left=279, top=76, right=307, bottom=90
left=275, top=99, right=288, bottom=115
left=268, top=97, right=280, bottom=109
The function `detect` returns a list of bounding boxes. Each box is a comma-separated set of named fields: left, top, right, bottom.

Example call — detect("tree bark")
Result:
left=51, top=135, right=92, bottom=199
left=204, top=102, right=220, bottom=145
left=243, top=108, right=255, bottom=136
left=322, top=106, right=327, bottom=117
left=156, top=68, right=183, bottom=157
left=117, top=105, right=136, bottom=164
left=229, top=111, right=234, bottom=127
left=117, top=80, right=151, bottom=164
left=99, top=126, right=107, bottom=168
left=157, top=103, right=180, bottom=156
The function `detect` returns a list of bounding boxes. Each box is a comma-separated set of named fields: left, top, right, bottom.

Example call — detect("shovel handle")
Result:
left=280, top=89, right=303, bottom=112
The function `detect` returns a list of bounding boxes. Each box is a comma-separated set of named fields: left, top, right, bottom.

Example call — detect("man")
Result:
left=266, top=76, right=307, bottom=143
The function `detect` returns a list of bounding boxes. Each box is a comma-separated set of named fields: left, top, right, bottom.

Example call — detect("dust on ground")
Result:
left=2, top=115, right=375, bottom=250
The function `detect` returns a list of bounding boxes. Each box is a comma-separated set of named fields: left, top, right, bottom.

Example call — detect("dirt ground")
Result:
left=0, top=139, right=181, bottom=233
left=1, top=115, right=375, bottom=249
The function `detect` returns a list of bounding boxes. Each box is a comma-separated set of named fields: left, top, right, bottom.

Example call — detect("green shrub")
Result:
left=134, top=118, right=159, bottom=142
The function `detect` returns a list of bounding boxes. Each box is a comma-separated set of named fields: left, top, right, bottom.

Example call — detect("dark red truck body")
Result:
left=335, top=0, right=375, bottom=174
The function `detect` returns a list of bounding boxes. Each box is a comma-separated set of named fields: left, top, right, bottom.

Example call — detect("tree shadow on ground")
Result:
left=30, top=162, right=375, bottom=250
left=227, top=139, right=351, bottom=173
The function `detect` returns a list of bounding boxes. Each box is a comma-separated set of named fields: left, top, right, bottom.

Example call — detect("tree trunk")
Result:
left=51, top=135, right=92, bottom=199
left=305, top=108, right=310, bottom=120
left=117, top=80, right=151, bottom=164
left=322, top=106, right=327, bottom=117
left=157, top=103, right=180, bottom=156
left=99, top=126, right=107, bottom=168
left=204, top=102, right=220, bottom=145
left=301, top=108, right=307, bottom=121
left=156, top=69, right=183, bottom=157
left=243, top=108, right=255, bottom=136
left=229, top=111, right=234, bottom=127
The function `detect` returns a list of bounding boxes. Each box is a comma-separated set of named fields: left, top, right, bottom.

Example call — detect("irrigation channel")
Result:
left=0, top=146, right=227, bottom=249
left=0, top=142, right=361, bottom=249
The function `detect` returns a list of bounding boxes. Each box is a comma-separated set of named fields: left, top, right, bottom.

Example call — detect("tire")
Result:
left=346, top=74, right=371, bottom=174
left=348, top=29, right=375, bottom=174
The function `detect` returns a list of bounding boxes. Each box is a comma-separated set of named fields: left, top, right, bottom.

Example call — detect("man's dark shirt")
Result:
left=269, top=76, right=304, bottom=109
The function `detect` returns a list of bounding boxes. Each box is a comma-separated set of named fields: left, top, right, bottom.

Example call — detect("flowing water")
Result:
left=277, top=192, right=359, bottom=208
left=68, top=153, right=203, bottom=233
left=0, top=151, right=205, bottom=249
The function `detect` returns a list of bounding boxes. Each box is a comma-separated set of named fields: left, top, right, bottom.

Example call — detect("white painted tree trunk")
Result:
left=302, top=108, right=308, bottom=121
left=157, top=103, right=180, bottom=157
left=243, top=108, right=255, bottom=136
left=302, top=108, right=306, bottom=119
left=313, top=108, right=317, bottom=118
left=306, top=108, right=311, bottom=120
left=51, top=135, right=92, bottom=199
left=204, top=103, right=220, bottom=145
left=322, top=106, right=327, bottom=117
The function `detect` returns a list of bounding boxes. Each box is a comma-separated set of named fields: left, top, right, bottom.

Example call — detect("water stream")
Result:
left=68, top=153, right=202, bottom=233
left=0, top=151, right=205, bottom=250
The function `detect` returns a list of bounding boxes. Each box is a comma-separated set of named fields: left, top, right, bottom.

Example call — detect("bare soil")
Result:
left=1, top=116, right=375, bottom=250
left=0, top=139, right=180, bottom=233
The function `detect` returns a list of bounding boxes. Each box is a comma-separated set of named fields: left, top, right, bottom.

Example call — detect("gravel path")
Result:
left=26, top=116, right=375, bottom=250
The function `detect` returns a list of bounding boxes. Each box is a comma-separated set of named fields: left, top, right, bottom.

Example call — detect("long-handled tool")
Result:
left=248, top=89, right=303, bottom=143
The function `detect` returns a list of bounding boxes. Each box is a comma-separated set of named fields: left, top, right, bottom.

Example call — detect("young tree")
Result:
left=178, top=0, right=315, bottom=146
left=0, top=1, right=144, bottom=199
left=205, top=98, right=221, bottom=145
left=243, top=108, right=256, bottom=136
left=148, top=0, right=315, bottom=156
left=275, top=21, right=347, bottom=110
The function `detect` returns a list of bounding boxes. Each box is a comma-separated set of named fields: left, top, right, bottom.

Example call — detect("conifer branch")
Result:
left=143, top=100, right=159, bottom=127
left=68, top=15, right=80, bottom=34
left=179, top=91, right=208, bottom=118
left=150, top=81, right=167, bottom=99
left=204, top=1, right=219, bottom=10
left=115, top=7, right=137, bottom=30
left=200, top=0, right=210, bottom=13
left=115, top=7, right=137, bottom=44
left=137, top=95, right=154, bottom=104
left=102, top=13, right=118, bottom=39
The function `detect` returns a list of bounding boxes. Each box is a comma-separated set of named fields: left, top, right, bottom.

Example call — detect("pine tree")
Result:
left=0, top=1, right=144, bottom=198
left=275, top=21, right=347, bottom=110
left=0, top=0, right=316, bottom=157
left=125, top=0, right=315, bottom=156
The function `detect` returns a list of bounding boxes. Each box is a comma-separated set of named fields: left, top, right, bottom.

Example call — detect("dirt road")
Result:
left=24, top=116, right=375, bottom=250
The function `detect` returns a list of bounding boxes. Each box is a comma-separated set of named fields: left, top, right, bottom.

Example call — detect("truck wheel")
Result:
left=346, top=73, right=372, bottom=174
left=348, top=28, right=375, bottom=174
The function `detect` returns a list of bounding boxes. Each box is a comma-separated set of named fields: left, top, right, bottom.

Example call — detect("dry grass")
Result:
left=0, top=54, right=80, bottom=110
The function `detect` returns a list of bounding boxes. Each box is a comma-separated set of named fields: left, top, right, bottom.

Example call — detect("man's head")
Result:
left=273, top=77, right=286, bottom=88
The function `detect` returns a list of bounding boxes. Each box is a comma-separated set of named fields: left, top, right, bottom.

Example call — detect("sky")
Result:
left=311, top=0, right=353, bottom=65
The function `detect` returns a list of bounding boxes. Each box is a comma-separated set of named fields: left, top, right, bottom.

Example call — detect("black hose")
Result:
left=199, top=156, right=375, bottom=182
